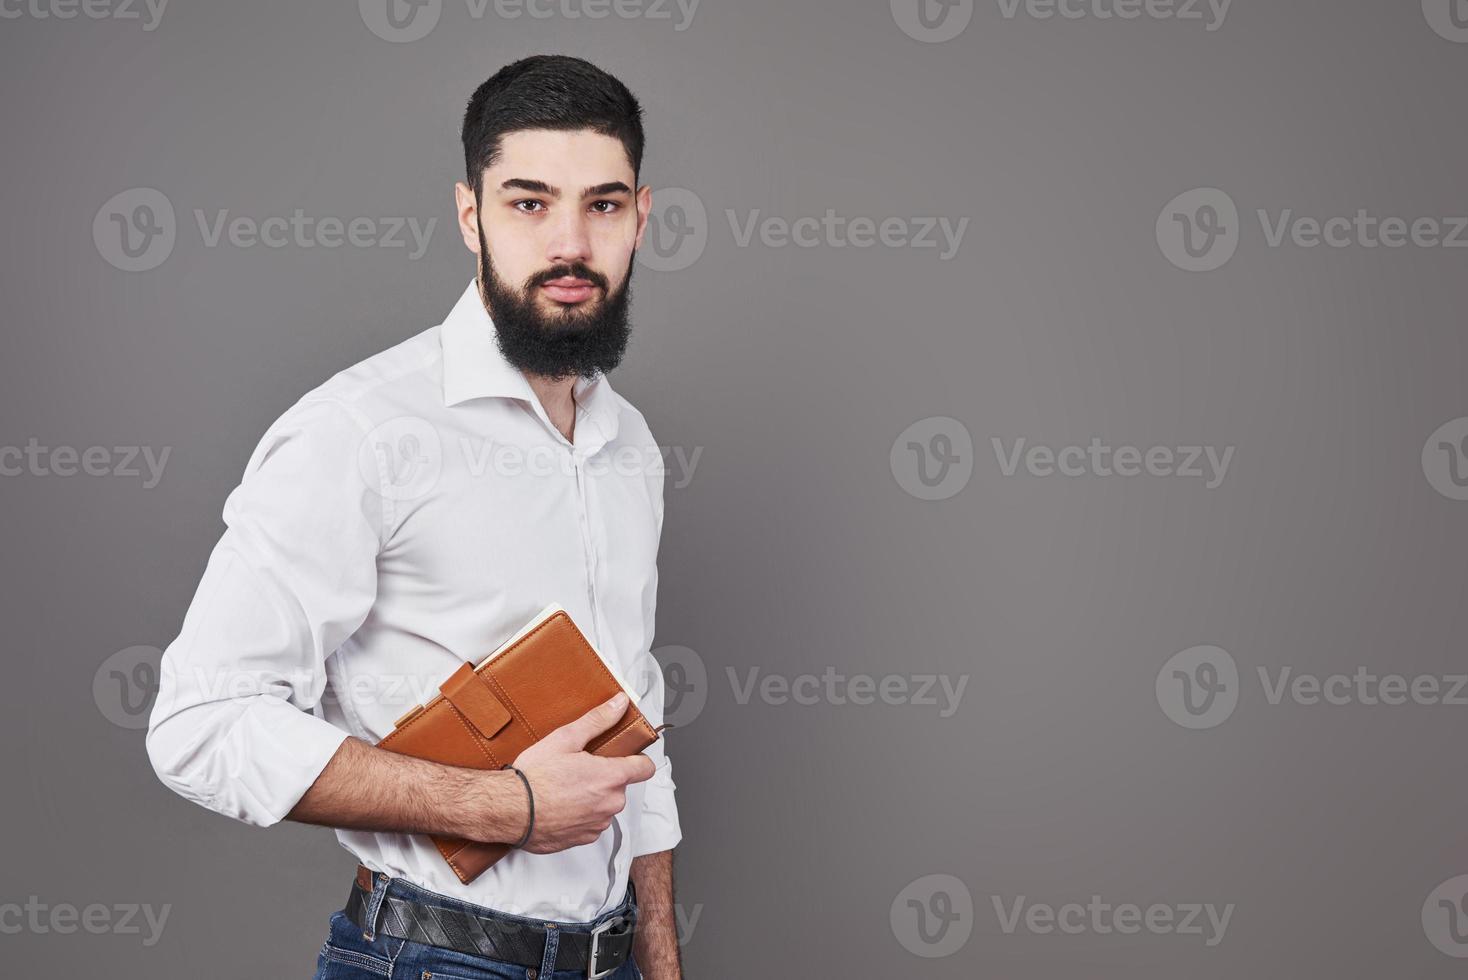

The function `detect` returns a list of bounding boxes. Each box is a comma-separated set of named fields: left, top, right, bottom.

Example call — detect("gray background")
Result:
left=3, top=0, right=1466, bottom=975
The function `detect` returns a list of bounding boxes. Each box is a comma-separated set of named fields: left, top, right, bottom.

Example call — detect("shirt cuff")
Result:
left=631, top=772, right=683, bottom=857
left=216, top=702, right=352, bottom=828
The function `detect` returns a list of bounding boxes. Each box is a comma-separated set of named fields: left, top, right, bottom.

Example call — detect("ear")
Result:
left=633, top=183, right=653, bottom=252
left=455, top=181, right=480, bottom=254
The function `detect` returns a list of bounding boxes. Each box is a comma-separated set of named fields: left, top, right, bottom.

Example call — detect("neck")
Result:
left=525, top=372, right=578, bottom=443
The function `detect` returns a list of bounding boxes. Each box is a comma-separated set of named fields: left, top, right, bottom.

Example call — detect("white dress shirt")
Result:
left=146, top=280, right=680, bottom=921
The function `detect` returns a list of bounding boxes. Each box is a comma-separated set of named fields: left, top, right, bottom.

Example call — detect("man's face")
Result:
left=455, top=128, right=651, bottom=380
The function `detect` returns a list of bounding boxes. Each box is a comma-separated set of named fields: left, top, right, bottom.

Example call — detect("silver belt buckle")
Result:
left=586, top=913, right=630, bottom=980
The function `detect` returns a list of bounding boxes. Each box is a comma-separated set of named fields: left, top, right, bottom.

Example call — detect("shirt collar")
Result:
left=440, top=280, right=621, bottom=448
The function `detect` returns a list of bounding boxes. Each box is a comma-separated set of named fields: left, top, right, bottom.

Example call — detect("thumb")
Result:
left=545, top=692, right=630, bottom=752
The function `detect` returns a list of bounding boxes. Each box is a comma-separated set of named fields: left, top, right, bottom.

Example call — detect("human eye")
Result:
left=514, top=200, right=547, bottom=214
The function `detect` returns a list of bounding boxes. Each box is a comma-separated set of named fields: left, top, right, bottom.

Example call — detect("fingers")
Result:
left=617, top=753, right=658, bottom=785
left=544, top=692, right=630, bottom=751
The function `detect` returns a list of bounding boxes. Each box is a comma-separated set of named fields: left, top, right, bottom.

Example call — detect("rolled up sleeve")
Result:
left=631, top=725, right=683, bottom=857
left=631, top=455, right=682, bottom=857
left=146, top=396, right=385, bottom=828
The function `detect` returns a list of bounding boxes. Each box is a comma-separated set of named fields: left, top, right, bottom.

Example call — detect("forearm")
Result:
left=286, top=735, right=529, bottom=844
left=631, top=849, right=682, bottom=980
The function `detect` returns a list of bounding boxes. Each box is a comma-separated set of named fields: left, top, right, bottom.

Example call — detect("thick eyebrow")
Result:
left=497, top=178, right=633, bottom=199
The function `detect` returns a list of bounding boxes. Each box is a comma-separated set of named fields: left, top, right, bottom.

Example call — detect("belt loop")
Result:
left=538, top=921, right=560, bottom=978
left=362, top=871, right=391, bottom=942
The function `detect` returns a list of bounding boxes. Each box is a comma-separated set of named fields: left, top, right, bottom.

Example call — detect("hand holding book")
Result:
left=376, top=605, right=666, bottom=883
left=508, top=692, right=657, bottom=853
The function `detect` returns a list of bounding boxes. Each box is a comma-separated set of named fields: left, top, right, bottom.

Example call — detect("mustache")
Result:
left=527, top=263, right=609, bottom=292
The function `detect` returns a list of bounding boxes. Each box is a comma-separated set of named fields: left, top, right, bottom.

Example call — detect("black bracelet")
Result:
left=503, top=765, right=534, bottom=848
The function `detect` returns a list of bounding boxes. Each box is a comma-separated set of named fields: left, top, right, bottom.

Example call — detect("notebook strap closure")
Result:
left=438, top=662, right=514, bottom=742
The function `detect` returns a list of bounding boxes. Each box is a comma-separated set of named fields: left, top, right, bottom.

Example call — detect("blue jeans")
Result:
left=312, top=870, right=642, bottom=980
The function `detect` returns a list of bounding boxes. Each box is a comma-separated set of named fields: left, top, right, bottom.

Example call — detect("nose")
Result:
left=545, top=208, right=592, bottom=267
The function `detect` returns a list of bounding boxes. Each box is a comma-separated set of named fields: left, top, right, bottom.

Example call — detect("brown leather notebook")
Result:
left=376, top=603, right=664, bottom=884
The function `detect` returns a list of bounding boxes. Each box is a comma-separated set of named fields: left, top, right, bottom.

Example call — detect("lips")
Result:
left=541, top=277, right=598, bottom=303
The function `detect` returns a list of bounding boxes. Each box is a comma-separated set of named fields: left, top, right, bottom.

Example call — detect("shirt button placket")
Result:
left=572, top=450, right=601, bottom=648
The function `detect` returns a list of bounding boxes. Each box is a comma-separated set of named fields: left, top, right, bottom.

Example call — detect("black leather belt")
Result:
left=344, top=865, right=637, bottom=979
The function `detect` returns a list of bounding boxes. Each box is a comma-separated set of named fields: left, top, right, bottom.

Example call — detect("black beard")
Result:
left=476, top=223, right=634, bottom=382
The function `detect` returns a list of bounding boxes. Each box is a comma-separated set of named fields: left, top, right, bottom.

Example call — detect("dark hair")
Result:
left=461, top=55, right=645, bottom=200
